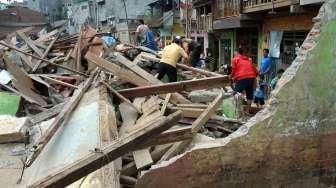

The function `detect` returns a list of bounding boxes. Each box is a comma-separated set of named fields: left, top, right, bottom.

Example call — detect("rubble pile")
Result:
left=0, top=24, right=244, bottom=187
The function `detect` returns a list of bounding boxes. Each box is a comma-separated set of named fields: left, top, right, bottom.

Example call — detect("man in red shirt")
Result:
left=231, top=48, right=258, bottom=112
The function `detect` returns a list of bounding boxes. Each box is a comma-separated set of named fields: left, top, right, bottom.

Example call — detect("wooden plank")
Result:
left=76, top=28, right=83, bottom=71
left=29, top=102, right=66, bottom=125
left=133, top=149, right=153, bottom=170
left=36, top=29, right=59, bottom=43
left=85, top=51, right=149, bottom=86
left=112, top=52, right=160, bottom=84
left=111, top=52, right=191, bottom=104
left=159, top=92, right=223, bottom=162
left=17, top=32, right=44, bottom=57
left=141, top=96, right=160, bottom=117
left=121, top=144, right=172, bottom=177
left=33, top=32, right=59, bottom=72
left=64, top=49, right=73, bottom=61
left=122, top=126, right=192, bottom=177
left=176, top=63, right=223, bottom=77
left=39, top=75, right=78, bottom=89
left=117, top=76, right=229, bottom=98
left=3, top=56, right=47, bottom=106
left=97, top=85, right=121, bottom=188
left=18, top=52, right=35, bottom=69
left=0, top=41, right=88, bottom=76
left=170, top=107, right=205, bottom=118
left=0, top=116, right=28, bottom=143
left=139, top=126, right=192, bottom=149
left=190, top=92, right=223, bottom=133
left=102, top=81, right=140, bottom=113
left=26, top=69, right=98, bottom=167
left=33, top=41, right=47, bottom=50
left=29, top=111, right=182, bottom=188
left=176, top=103, right=208, bottom=109
left=161, top=93, right=171, bottom=116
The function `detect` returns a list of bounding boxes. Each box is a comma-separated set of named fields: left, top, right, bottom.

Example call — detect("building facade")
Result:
left=193, top=0, right=323, bottom=74
left=26, top=0, right=64, bottom=23
left=65, top=0, right=157, bottom=42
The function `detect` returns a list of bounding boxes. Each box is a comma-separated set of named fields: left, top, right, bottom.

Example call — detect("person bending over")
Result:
left=231, top=47, right=258, bottom=113
left=157, top=37, right=189, bottom=82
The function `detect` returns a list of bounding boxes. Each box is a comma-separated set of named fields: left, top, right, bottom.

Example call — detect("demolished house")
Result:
left=0, top=0, right=335, bottom=187
left=0, top=15, right=241, bottom=187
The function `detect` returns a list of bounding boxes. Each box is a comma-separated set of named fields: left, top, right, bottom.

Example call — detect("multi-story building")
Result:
left=193, top=0, right=323, bottom=73
left=26, top=0, right=64, bottom=23
left=65, top=0, right=157, bottom=42
left=144, top=0, right=185, bottom=45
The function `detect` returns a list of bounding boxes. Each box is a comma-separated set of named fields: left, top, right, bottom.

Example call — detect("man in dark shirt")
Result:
left=189, top=41, right=203, bottom=68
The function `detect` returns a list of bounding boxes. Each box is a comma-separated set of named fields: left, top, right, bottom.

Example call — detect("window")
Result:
left=81, top=5, right=87, bottom=10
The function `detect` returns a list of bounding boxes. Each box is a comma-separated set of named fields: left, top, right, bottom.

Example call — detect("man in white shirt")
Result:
left=135, top=19, right=149, bottom=45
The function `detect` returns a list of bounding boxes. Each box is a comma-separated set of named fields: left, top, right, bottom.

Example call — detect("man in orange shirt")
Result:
left=231, top=48, right=258, bottom=111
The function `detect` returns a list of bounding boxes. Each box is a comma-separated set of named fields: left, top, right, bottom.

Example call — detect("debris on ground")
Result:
left=0, top=24, right=247, bottom=188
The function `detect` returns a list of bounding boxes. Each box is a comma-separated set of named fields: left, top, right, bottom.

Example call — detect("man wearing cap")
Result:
left=157, top=37, right=189, bottom=82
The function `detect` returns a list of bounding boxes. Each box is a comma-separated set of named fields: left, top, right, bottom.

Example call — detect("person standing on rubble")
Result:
left=189, top=40, right=203, bottom=68
left=135, top=19, right=149, bottom=45
left=157, top=37, right=189, bottom=82
left=231, top=47, right=258, bottom=113
left=259, top=49, right=272, bottom=83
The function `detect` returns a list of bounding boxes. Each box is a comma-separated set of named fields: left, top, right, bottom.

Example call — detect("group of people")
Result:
left=231, top=47, right=284, bottom=113
left=135, top=20, right=285, bottom=113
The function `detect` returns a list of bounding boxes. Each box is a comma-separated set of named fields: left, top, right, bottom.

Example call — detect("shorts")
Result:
left=234, top=78, right=255, bottom=101
left=254, top=97, right=265, bottom=105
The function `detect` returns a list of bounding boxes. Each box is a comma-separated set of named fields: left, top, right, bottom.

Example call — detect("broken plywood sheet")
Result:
left=68, top=86, right=121, bottom=188
left=0, top=116, right=28, bottom=143
left=22, top=88, right=102, bottom=186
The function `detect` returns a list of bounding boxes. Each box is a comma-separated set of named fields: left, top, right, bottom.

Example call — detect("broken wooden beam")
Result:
left=17, top=31, right=44, bottom=57
left=176, top=63, right=223, bottom=77
left=101, top=81, right=141, bottom=113
left=39, top=75, right=78, bottom=89
left=32, top=32, right=60, bottom=72
left=85, top=51, right=149, bottom=86
left=26, top=69, right=98, bottom=167
left=111, top=52, right=191, bottom=104
left=159, top=92, right=223, bottom=162
left=29, top=111, right=182, bottom=188
left=117, top=76, right=229, bottom=98
left=0, top=41, right=88, bottom=77
left=29, top=102, right=66, bottom=125
left=161, top=93, right=171, bottom=116
left=3, top=56, right=47, bottom=106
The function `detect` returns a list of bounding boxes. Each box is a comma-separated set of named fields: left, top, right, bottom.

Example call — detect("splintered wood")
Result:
left=0, top=24, right=238, bottom=188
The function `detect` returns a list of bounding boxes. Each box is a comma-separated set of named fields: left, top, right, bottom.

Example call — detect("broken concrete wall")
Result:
left=136, top=1, right=336, bottom=188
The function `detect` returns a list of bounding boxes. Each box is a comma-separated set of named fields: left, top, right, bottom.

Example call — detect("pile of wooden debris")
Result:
left=0, top=25, right=243, bottom=187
